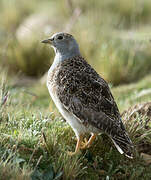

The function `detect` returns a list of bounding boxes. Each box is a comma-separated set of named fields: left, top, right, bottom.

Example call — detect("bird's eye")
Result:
left=57, top=36, right=63, bottom=40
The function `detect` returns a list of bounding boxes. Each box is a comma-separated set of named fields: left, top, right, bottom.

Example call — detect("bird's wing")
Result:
left=56, top=56, right=123, bottom=131
left=55, top=56, right=133, bottom=157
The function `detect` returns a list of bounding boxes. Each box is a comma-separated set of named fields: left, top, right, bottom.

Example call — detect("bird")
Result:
left=41, top=32, right=133, bottom=158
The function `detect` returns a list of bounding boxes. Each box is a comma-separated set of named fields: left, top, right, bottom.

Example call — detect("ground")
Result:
left=0, top=70, right=151, bottom=180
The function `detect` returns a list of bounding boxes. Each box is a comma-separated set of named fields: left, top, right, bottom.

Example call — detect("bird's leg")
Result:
left=68, top=135, right=83, bottom=156
left=49, top=103, right=51, bottom=112
left=81, top=134, right=97, bottom=149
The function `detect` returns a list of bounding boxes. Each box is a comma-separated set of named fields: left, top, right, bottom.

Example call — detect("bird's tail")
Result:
left=111, top=132, right=134, bottom=159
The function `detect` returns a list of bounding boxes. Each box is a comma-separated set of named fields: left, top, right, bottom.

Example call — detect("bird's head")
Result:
left=41, top=32, right=80, bottom=59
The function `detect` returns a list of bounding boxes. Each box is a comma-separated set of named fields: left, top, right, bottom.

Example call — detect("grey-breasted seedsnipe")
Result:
left=42, top=32, right=133, bottom=158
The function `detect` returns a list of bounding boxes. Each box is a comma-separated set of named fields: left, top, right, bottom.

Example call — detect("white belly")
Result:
left=47, top=68, right=100, bottom=137
left=48, top=85, right=89, bottom=137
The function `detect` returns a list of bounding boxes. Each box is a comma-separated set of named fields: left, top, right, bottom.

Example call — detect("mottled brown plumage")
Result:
left=42, top=32, right=133, bottom=158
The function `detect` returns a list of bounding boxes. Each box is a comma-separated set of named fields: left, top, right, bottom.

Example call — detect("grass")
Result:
left=0, top=68, right=151, bottom=179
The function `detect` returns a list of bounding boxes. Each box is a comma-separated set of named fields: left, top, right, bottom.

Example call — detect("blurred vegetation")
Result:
left=0, top=0, right=151, bottom=84
left=6, top=40, right=52, bottom=76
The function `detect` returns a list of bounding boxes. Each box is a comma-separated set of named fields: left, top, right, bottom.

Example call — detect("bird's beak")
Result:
left=41, top=38, right=53, bottom=44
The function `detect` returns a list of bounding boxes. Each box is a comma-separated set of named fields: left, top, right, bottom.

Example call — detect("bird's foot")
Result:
left=67, top=150, right=80, bottom=156
left=81, top=134, right=97, bottom=149
left=81, top=138, right=89, bottom=149
left=67, top=135, right=83, bottom=156
left=67, top=134, right=97, bottom=155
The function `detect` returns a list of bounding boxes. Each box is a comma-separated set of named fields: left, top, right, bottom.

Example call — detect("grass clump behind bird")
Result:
left=5, top=39, right=52, bottom=77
